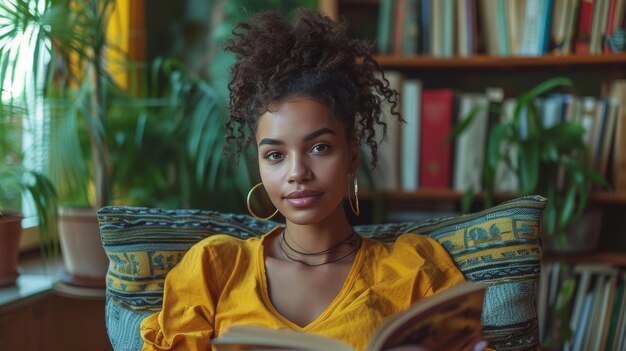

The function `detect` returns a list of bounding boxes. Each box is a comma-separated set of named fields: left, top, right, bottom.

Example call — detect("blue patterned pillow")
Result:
left=98, top=195, right=545, bottom=351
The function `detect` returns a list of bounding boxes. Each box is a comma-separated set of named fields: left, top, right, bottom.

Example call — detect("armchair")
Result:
left=98, top=195, right=546, bottom=351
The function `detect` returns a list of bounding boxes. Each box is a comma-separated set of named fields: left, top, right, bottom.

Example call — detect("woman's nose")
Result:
left=288, top=154, right=312, bottom=183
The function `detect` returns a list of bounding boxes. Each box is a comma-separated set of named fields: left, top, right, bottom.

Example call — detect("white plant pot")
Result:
left=58, top=208, right=109, bottom=288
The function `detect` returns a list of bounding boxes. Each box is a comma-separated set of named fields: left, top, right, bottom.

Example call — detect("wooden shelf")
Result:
left=341, top=0, right=379, bottom=3
left=362, top=189, right=472, bottom=202
left=360, top=189, right=626, bottom=205
left=588, top=191, right=626, bottom=205
left=373, top=54, right=626, bottom=69
left=543, top=252, right=626, bottom=266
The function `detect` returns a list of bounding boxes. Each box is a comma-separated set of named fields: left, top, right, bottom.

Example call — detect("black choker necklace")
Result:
left=278, top=230, right=361, bottom=267
left=282, top=230, right=358, bottom=256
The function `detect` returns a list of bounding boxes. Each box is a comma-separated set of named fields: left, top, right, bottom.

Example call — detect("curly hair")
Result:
left=224, top=9, right=402, bottom=168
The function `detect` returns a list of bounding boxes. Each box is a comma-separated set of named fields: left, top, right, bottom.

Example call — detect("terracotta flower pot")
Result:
left=58, top=208, right=109, bottom=288
left=0, top=214, right=22, bottom=287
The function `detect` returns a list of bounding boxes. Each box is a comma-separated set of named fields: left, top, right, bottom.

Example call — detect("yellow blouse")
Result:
left=140, top=227, right=465, bottom=351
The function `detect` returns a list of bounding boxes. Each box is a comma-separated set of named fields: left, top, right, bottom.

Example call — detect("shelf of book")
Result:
left=361, top=190, right=626, bottom=206
left=373, top=53, right=626, bottom=69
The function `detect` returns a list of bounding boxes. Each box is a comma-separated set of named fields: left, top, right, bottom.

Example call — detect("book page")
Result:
left=367, top=281, right=486, bottom=351
left=213, top=325, right=353, bottom=351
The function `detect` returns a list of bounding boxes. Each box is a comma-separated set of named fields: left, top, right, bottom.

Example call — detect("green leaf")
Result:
left=545, top=123, right=586, bottom=150
left=519, top=77, right=573, bottom=102
left=525, top=101, right=542, bottom=139
left=556, top=275, right=576, bottom=311
left=518, top=142, right=539, bottom=194
left=486, top=123, right=509, bottom=170
left=575, top=181, right=589, bottom=218
left=446, top=105, right=483, bottom=146
left=559, top=186, right=576, bottom=231
left=541, top=141, right=559, bottom=162
left=461, top=189, right=474, bottom=214
left=512, top=77, right=573, bottom=139
left=588, top=170, right=610, bottom=189
left=544, top=185, right=556, bottom=236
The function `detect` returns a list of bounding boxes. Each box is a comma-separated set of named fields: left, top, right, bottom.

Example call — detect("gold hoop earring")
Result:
left=247, top=182, right=279, bottom=220
left=348, top=175, right=360, bottom=216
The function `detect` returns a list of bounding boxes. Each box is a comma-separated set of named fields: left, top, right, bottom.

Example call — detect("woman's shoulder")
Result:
left=187, top=226, right=281, bottom=260
left=191, top=233, right=261, bottom=256
left=394, top=233, right=448, bottom=254
left=364, top=232, right=445, bottom=251
left=363, top=233, right=455, bottom=269
left=197, top=233, right=255, bottom=247
left=172, top=231, right=271, bottom=282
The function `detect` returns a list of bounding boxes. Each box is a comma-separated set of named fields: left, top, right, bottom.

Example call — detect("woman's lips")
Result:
left=284, top=192, right=322, bottom=208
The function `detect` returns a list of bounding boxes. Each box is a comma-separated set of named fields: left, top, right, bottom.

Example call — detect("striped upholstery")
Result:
left=98, top=195, right=545, bottom=351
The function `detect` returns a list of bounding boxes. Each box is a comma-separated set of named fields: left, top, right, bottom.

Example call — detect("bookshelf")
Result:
left=544, top=252, right=626, bottom=266
left=322, top=1, right=626, bottom=349
left=362, top=189, right=626, bottom=206
left=373, top=53, right=626, bottom=69
left=323, top=0, right=626, bottom=208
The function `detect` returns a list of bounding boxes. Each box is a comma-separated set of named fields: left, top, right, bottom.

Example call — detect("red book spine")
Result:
left=605, top=0, right=617, bottom=53
left=575, top=0, right=594, bottom=54
left=393, top=0, right=407, bottom=55
left=419, top=89, right=454, bottom=189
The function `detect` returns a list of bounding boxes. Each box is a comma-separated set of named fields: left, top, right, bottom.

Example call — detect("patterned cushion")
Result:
left=98, top=195, right=546, bottom=351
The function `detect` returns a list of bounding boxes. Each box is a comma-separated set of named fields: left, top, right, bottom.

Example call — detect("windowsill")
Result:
left=0, top=252, right=64, bottom=311
left=0, top=275, right=59, bottom=310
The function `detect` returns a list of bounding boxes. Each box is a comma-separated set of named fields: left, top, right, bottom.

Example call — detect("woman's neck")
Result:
left=283, top=206, right=354, bottom=255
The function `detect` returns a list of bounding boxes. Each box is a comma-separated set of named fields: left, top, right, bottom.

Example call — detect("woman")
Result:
left=140, top=10, right=486, bottom=351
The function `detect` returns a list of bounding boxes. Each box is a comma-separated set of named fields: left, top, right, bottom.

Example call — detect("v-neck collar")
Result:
left=255, top=227, right=365, bottom=332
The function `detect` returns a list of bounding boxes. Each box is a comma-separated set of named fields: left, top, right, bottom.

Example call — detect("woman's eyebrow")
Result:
left=258, top=138, right=283, bottom=146
left=258, top=128, right=336, bottom=146
left=303, top=127, right=336, bottom=142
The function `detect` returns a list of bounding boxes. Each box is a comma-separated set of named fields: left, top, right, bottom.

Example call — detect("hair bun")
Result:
left=224, top=10, right=402, bottom=169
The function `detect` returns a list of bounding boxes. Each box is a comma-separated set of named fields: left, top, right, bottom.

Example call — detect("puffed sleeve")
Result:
left=140, top=241, right=220, bottom=350
left=421, top=237, right=465, bottom=297
left=395, top=234, right=465, bottom=300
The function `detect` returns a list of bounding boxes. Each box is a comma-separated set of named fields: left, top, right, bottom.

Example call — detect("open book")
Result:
left=212, top=281, right=487, bottom=351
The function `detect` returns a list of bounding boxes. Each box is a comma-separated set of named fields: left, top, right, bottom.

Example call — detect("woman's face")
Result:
left=255, top=96, right=358, bottom=225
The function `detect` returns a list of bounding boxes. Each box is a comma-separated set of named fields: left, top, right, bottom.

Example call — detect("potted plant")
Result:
left=0, top=0, right=129, bottom=287
left=103, top=57, right=254, bottom=211
left=0, top=0, right=250, bottom=287
left=491, top=78, right=605, bottom=251
left=0, top=102, right=58, bottom=287
left=453, top=77, right=607, bottom=250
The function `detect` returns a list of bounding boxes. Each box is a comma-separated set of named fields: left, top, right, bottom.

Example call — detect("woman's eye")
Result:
left=311, top=144, right=330, bottom=153
left=264, top=151, right=284, bottom=160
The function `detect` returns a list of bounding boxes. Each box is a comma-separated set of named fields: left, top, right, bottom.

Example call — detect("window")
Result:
left=0, top=0, right=51, bottom=233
